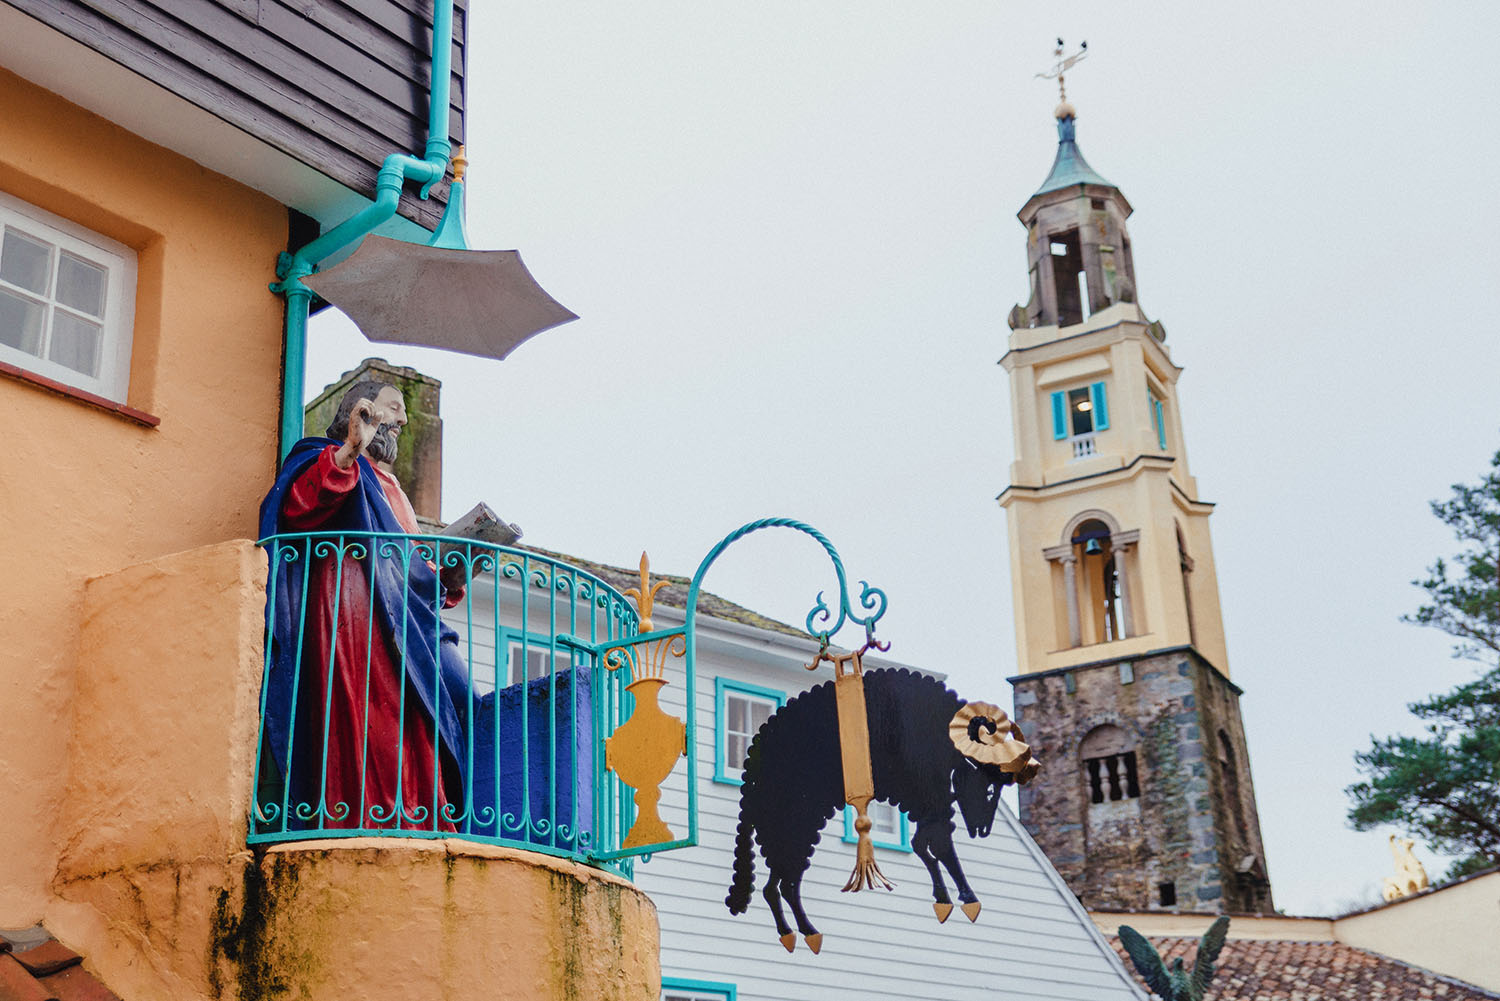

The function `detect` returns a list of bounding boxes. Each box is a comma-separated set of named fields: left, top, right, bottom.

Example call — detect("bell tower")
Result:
left=1000, top=84, right=1274, bottom=914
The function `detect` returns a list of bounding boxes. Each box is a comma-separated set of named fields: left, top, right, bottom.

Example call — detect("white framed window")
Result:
left=506, top=639, right=572, bottom=686
left=0, top=191, right=136, bottom=403
left=714, top=677, right=785, bottom=785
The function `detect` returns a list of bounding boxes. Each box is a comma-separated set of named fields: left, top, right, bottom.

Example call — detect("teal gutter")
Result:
left=271, top=0, right=457, bottom=459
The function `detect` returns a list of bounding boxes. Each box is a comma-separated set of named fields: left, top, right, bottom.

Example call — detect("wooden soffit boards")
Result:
left=5, top=0, right=468, bottom=231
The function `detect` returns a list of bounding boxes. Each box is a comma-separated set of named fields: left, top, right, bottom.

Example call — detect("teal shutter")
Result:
left=1090, top=381, right=1109, bottom=430
left=1154, top=398, right=1167, bottom=449
left=1050, top=391, right=1067, bottom=439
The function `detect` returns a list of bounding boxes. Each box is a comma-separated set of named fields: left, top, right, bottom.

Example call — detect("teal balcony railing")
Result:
left=251, top=532, right=648, bottom=875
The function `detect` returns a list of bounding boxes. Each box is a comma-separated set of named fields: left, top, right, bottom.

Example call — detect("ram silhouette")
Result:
left=726, top=668, right=1039, bottom=952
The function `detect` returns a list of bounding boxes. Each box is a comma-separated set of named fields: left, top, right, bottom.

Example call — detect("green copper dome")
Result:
left=1032, top=114, right=1115, bottom=198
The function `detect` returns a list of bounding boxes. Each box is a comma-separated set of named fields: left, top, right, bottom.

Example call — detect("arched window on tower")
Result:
left=1080, top=725, right=1140, bottom=804
left=1047, top=515, right=1138, bottom=649
left=1073, top=519, right=1119, bottom=645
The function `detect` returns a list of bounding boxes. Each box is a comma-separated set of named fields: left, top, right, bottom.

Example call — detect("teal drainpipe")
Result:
left=271, top=0, right=457, bottom=459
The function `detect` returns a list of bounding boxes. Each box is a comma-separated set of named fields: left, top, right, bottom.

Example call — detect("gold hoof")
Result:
left=804, top=933, right=823, bottom=954
left=933, top=902, right=953, bottom=924
left=961, top=900, right=982, bottom=923
left=779, top=932, right=796, bottom=953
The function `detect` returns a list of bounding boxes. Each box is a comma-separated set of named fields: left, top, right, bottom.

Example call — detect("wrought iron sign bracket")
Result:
left=590, top=517, right=890, bottom=863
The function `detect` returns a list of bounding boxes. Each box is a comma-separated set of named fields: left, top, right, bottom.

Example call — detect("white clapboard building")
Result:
left=442, top=547, right=1145, bottom=1001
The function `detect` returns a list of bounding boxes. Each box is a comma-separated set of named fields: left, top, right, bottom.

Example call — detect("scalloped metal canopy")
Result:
left=304, top=234, right=578, bottom=362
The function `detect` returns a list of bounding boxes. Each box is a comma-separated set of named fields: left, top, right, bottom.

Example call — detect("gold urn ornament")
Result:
left=604, top=553, right=687, bottom=849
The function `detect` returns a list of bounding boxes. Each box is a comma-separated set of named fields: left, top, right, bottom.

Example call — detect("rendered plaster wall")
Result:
left=1088, top=911, right=1337, bottom=942
left=215, top=841, right=660, bottom=1001
left=0, top=67, right=286, bottom=920
left=48, top=540, right=268, bottom=998
left=1333, top=869, right=1500, bottom=991
left=48, top=541, right=662, bottom=1001
left=1013, top=649, right=1272, bottom=914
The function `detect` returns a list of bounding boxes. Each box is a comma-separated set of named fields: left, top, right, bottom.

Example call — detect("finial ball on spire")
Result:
left=1054, top=100, right=1077, bottom=120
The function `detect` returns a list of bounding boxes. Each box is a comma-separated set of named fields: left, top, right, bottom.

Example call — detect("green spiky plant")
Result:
left=1118, top=915, right=1230, bottom=1001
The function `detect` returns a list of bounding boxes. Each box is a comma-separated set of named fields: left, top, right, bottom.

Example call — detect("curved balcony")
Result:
left=252, top=531, right=644, bottom=874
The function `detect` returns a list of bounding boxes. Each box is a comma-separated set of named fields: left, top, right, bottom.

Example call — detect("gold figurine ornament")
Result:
left=604, top=553, right=687, bottom=848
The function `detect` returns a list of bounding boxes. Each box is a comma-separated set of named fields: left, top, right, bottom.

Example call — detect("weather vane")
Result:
left=1036, top=38, right=1088, bottom=105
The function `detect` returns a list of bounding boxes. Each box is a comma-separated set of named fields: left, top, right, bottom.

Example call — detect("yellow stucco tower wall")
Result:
left=999, top=301, right=1231, bottom=675
left=0, top=67, right=288, bottom=920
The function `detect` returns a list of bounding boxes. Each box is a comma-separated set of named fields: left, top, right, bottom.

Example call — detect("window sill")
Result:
left=0, top=359, right=158, bottom=427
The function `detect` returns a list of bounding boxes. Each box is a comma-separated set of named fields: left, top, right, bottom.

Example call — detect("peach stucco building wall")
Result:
left=0, top=67, right=287, bottom=921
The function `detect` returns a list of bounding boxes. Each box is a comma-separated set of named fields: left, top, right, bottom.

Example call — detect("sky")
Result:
left=303, top=2, right=1500, bottom=916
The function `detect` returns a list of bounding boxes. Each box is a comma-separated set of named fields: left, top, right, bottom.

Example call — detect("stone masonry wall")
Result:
left=1193, top=663, right=1274, bottom=912
left=1013, top=648, right=1271, bottom=913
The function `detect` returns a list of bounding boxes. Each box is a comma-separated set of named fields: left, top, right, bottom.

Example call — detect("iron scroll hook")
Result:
left=682, top=517, right=889, bottom=647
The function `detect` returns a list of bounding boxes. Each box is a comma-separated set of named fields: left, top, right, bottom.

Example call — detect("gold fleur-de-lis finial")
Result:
left=623, top=551, right=670, bottom=633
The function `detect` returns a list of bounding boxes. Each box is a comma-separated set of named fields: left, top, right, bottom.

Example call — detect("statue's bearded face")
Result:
left=364, top=384, right=408, bottom=464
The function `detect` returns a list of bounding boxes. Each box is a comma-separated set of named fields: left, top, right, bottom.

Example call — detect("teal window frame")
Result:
left=1089, top=380, right=1110, bottom=430
left=1150, top=391, right=1167, bottom=449
left=714, top=677, right=786, bottom=785
left=841, top=801, right=912, bottom=852
left=1051, top=380, right=1109, bottom=440
left=662, top=977, right=736, bottom=1001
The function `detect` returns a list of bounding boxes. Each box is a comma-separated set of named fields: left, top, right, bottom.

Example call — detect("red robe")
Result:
left=282, top=446, right=460, bottom=831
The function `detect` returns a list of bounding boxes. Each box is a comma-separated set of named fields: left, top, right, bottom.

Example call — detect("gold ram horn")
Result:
left=949, top=701, right=1031, bottom=771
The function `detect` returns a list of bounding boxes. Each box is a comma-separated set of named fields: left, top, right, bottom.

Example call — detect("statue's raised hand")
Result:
left=334, top=398, right=386, bottom=469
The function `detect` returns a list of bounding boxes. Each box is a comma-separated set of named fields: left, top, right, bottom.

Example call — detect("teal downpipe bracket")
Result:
left=272, top=0, right=458, bottom=461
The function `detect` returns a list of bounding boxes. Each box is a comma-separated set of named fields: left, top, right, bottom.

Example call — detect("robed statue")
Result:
left=258, top=380, right=473, bottom=831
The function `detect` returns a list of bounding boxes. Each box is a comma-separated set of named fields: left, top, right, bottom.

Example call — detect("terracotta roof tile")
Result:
left=0, top=955, right=54, bottom=1001
left=0, top=932, right=116, bottom=1001
left=41, top=967, right=119, bottom=1001
left=10, top=944, right=79, bottom=979
left=1109, top=935, right=1500, bottom=1000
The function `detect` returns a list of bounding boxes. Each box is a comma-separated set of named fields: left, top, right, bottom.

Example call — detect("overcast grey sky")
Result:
left=305, top=2, right=1500, bottom=915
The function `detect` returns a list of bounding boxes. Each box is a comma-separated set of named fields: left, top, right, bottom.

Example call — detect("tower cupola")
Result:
left=1010, top=106, right=1138, bottom=330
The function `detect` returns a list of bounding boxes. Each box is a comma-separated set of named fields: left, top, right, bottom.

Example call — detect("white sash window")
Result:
left=0, top=192, right=136, bottom=402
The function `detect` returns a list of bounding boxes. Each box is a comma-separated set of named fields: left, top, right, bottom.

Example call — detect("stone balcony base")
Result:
left=45, top=540, right=659, bottom=1000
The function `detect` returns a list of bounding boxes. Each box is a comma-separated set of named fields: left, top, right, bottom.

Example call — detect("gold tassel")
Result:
left=841, top=798, right=895, bottom=892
